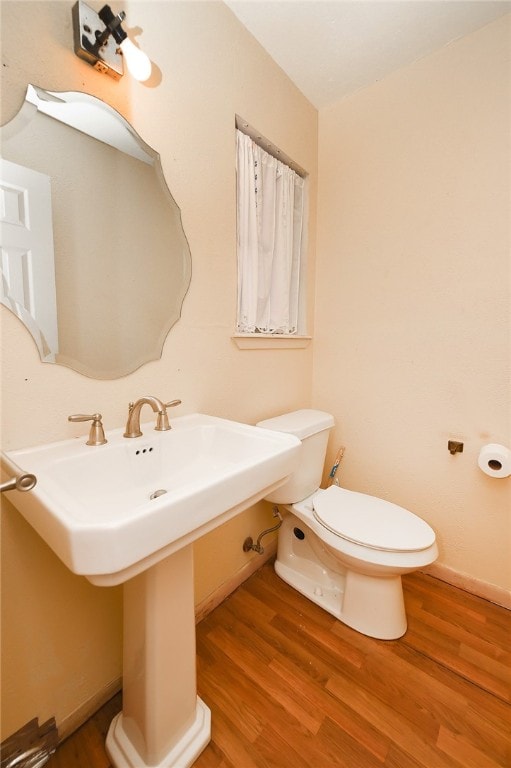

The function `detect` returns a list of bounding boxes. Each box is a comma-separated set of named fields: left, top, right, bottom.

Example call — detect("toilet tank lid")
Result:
left=256, top=409, right=334, bottom=439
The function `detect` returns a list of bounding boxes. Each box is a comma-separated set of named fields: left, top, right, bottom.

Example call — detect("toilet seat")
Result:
left=312, top=485, right=436, bottom=553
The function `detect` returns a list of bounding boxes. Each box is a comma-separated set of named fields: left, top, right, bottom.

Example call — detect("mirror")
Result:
left=0, top=85, right=191, bottom=379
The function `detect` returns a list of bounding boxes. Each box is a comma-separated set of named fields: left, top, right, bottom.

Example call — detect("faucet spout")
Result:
left=124, top=396, right=169, bottom=438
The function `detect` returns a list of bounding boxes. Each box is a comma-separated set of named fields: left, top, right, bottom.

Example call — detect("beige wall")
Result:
left=314, top=15, right=511, bottom=599
left=0, top=0, right=317, bottom=739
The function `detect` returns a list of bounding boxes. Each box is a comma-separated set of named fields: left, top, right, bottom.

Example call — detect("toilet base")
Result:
left=276, top=514, right=408, bottom=640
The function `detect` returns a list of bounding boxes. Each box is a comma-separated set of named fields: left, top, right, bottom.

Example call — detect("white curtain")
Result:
left=236, top=130, right=305, bottom=334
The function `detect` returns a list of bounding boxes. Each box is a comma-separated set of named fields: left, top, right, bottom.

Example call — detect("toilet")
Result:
left=256, top=409, right=438, bottom=640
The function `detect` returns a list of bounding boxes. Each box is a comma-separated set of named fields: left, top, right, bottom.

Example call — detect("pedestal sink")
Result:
left=3, top=413, right=300, bottom=768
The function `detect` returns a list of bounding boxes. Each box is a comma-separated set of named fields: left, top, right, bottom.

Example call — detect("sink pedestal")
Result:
left=106, top=545, right=211, bottom=768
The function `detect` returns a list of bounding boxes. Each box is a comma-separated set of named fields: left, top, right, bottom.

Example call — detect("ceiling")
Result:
left=224, top=1, right=511, bottom=108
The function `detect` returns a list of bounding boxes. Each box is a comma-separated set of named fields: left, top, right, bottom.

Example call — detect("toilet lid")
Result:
left=313, top=485, right=436, bottom=552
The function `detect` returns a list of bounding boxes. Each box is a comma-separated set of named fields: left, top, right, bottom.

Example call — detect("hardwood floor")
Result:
left=46, top=563, right=510, bottom=768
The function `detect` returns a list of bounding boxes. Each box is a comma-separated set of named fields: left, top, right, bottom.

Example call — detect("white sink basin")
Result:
left=4, top=413, right=300, bottom=585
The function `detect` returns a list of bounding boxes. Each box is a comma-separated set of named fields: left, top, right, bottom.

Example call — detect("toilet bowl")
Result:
left=257, top=410, right=438, bottom=640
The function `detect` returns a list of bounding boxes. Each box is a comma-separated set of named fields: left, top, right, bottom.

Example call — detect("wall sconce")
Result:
left=72, top=1, right=151, bottom=82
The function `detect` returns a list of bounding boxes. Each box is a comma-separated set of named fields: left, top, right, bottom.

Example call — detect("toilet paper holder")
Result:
left=478, top=443, right=511, bottom=478
left=448, top=440, right=464, bottom=455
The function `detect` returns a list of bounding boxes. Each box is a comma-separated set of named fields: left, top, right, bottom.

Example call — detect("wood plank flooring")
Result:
left=46, top=563, right=510, bottom=768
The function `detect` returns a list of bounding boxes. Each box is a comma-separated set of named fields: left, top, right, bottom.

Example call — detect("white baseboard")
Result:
left=194, top=541, right=277, bottom=624
left=194, top=545, right=511, bottom=615
left=423, top=562, right=511, bottom=610
left=57, top=676, right=122, bottom=743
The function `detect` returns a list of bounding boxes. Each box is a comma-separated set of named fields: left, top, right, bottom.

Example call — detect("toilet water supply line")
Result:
left=242, top=444, right=346, bottom=554
left=243, top=506, right=283, bottom=554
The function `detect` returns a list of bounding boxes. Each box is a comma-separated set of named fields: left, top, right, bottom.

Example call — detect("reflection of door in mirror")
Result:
left=0, top=158, right=58, bottom=361
left=0, top=86, right=192, bottom=379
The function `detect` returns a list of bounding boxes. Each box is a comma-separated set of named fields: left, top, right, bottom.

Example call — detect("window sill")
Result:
left=232, top=334, right=312, bottom=350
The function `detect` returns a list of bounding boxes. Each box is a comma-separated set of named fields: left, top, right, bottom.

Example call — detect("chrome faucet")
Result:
left=124, top=396, right=181, bottom=438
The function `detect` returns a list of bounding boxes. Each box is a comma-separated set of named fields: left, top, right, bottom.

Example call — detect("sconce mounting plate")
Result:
left=72, top=1, right=124, bottom=79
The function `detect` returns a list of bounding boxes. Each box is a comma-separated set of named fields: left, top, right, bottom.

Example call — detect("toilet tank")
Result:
left=256, top=409, right=334, bottom=504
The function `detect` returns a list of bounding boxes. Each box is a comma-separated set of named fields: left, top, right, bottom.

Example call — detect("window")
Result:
left=235, top=124, right=308, bottom=339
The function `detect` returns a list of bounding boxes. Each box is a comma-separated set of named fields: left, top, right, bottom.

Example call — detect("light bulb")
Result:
left=119, top=37, right=152, bottom=82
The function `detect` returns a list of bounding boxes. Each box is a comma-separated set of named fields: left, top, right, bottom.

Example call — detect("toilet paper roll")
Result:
left=477, top=444, right=511, bottom=478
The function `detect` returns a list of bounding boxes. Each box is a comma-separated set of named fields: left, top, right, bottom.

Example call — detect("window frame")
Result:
left=233, top=117, right=310, bottom=347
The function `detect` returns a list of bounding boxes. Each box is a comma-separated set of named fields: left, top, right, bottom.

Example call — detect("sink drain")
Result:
left=149, top=489, right=167, bottom=500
